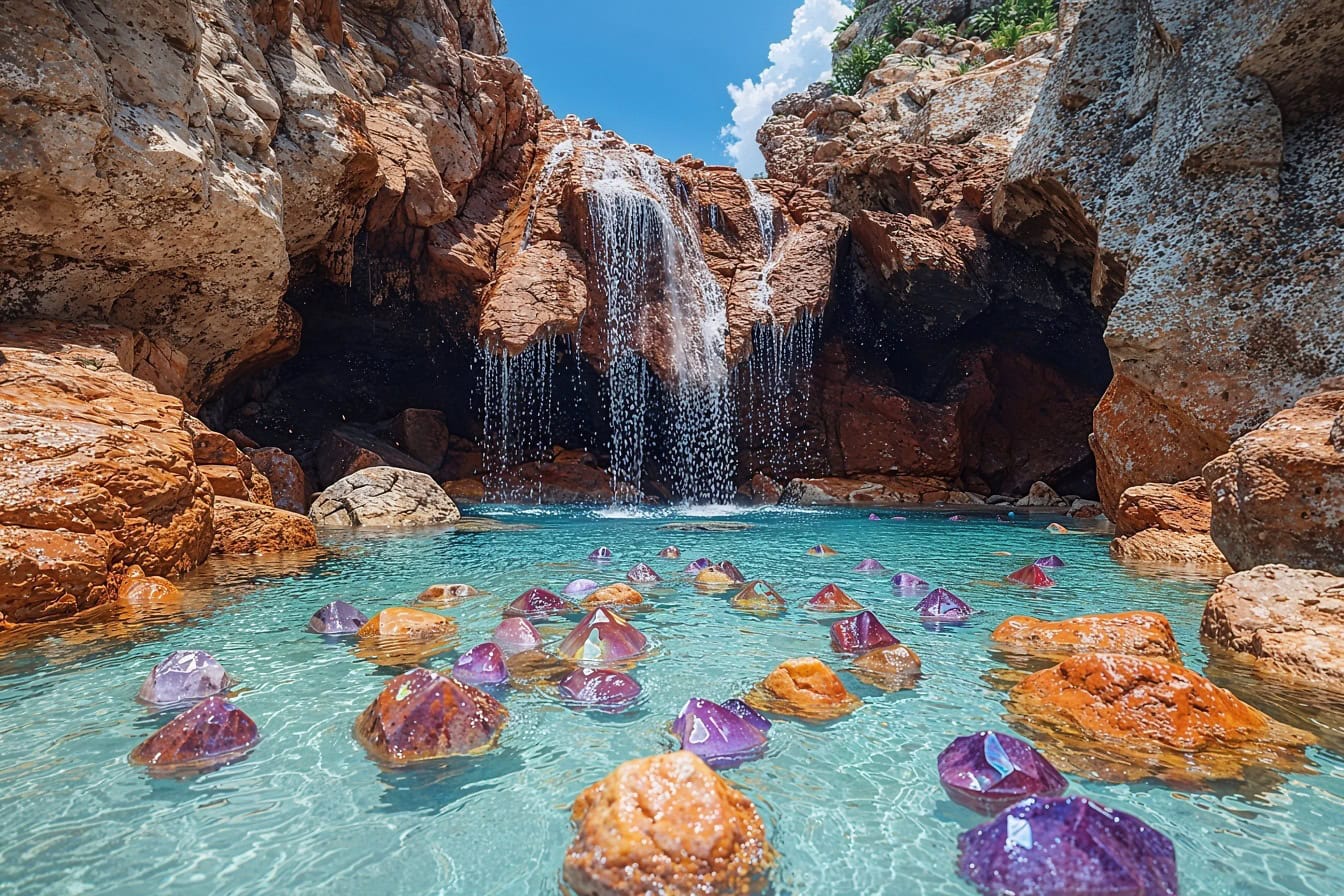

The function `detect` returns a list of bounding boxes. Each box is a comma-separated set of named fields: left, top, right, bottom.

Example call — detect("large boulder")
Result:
left=128, top=696, right=260, bottom=774
left=1202, top=565, right=1344, bottom=687
left=1204, top=381, right=1344, bottom=574
left=211, top=497, right=318, bottom=555
left=0, top=321, right=212, bottom=625
left=992, top=612, right=1180, bottom=661
left=563, top=751, right=772, bottom=896
left=1109, top=479, right=1228, bottom=568
left=308, top=467, right=461, bottom=528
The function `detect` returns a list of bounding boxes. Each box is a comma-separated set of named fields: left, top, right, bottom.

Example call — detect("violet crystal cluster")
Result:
left=830, top=611, right=899, bottom=654
left=136, top=650, right=234, bottom=706
left=915, top=588, right=973, bottom=621
left=671, top=697, right=768, bottom=768
left=937, top=731, right=1067, bottom=814
left=626, top=562, right=662, bottom=584
left=558, top=668, right=642, bottom=709
left=505, top=587, right=576, bottom=619
left=307, top=601, right=368, bottom=635
left=452, top=642, right=508, bottom=687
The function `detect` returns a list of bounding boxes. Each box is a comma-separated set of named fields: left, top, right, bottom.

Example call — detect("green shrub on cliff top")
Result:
left=967, top=0, right=1058, bottom=39
left=831, top=37, right=894, bottom=95
left=882, top=4, right=929, bottom=44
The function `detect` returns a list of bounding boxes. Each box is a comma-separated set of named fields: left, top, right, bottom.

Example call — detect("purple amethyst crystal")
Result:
left=557, top=668, right=642, bottom=709
left=556, top=608, right=648, bottom=662
left=721, top=698, right=771, bottom=733
left=136, top=650, right=234, bottom=706
left=307, top=601, right=368, bottom=635
left=957, top=796, right=1178, bottom=896
left=854, top=558, right=887, bottom=572
left=452, top=642, right=508, bottom=687
left=830, top=611, right=900, bottom=653
left=563, top=578, right=600, bottom=596
left=659, top=546, right=681, bottom=559
left=710, top=560, right=746, bottom=583
left=937, top=731, right=1068, bottom=815
left=868, top=513, right=880, bottom=521
left=1033, top=555, right=1066, bottom=568
left=683, top=557, right=712, bottom=574
left=504, top=587, right=576, bottom=619
left=890, top=515, right=907, bottom=521
left=626, top=562, right=662, bottom=584
left=490, top=618, right=542, bottom=656
left=915, top=588, right=974, bottom=621
left=587, top=546, right=613, bottom=562
left=129, top=697, right=260, bottom=773
left=948, top=514, right=967, bottom=521
left=890, top=572, right=929, bottom=591
left=671, top=698, right=768, bottom=768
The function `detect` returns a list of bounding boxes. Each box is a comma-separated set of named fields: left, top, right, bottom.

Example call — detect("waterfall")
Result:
left=520, top=139, right=574, bottom=250
left=478, top=336, right=562, bottom=502
left=744, top=178, right=783, bottom=313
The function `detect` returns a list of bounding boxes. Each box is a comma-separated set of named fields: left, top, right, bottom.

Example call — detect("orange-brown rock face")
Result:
left=210, top=497, right=318, bottom=555
left=1109, top=478, right=1229, bottom=569
left=991, top=613, right=1180, bottom=661
left=1205, top=380, right=1344, bottom=574
left=246, top=448, right=310, bottom=513
left=0, top=322, right=213, bottom=625
left=563, top=751, right=772, bottom=896
left=1007, top=653, right=1315, bottom=783
left=746, top=657, right=861, bottom=721
left=581, top=584, right=644, bottom=609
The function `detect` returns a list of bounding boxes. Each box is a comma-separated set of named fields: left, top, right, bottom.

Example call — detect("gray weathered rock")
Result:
left=309, top=467, right=461, bottom=528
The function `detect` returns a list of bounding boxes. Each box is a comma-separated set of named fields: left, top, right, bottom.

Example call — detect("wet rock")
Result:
left=957, top=796, right=1178, bottom=896
left=564, top=578, right=600, bottom=596
left=563, top=752, right=772, bottom=896
left=626, top=562, right=662, bottom=584
left=415, top=583, right=481, bottom=607
left=659, top=546, right=681, bottom=559
left=358, top=608, right=456, bottom=641
left=853, top=558, right=887, bottom=572
left=1046, top=523, right=1068, bottom=534
left=558, top=667, right=642, bottom=709
left=807, top=583, right=863, bottom=612
left=1006, top=563, right=1055, bottom=588
left=307, top=601, right=368, bottom=635
left=452, top=642, right=509, bottom=688
left=137, top=650, right=234, bottom=706
left=1201, top=565, right=1344, bottom=687
left=1007, top=653, right=1315, bottom=783
left=505, top=587, right=577, bottom=619
left=890, top=572, right=929, bottom=591
left=557, top=608, right=649, bottom=663
left=353, top=668, right=508, bottom=765
left=937, top=731, right=1068, bottom=815
left=731, top=581, right=787, bottom=616
left=806, top=544, right=838, bottom=556
left=211, top=497, right=318, bottom=555
left=582, top=583, right=644, bottom=609
left=1017, top=481, right=1066, bottom=507
left=992, top=613, right=1180, bottom=661
left=672, top=698, right=769, bottom=768
left=246, top=448, right=309, bottom=514
left=587, top=547, right=613, bottom=562
left=914, top=588, right=973, bottom=620
left=830, top=611, right=899, bottom=654
left=309, top=467, right=461, bottom=528
left=490, top=618, right=543, bottom=656
left=745, top=657, right=861, bottom=721
left=694, top=565, right=738, bottom=588
left=118, top=567, right=182, bottom=607
left=1033, top=555, right=1065, bottom=568
left=129, top=696, right=259, bottom=773
left=1110, top=478, right=1229, bottom=568
left=851, top=644, right=922, bottom=690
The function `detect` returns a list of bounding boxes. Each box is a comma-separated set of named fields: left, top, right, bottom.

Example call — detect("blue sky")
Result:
left=494, top=0, right=849, bottom=174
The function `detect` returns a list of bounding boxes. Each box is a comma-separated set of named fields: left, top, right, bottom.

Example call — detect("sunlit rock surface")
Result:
left=353, top=668, right=507, bottom=765
left=992, top=612, right=1180, bottom=661
left=581, top=583, right=644, bottom=609
left=851, top=644, right=922, bottom=691
left=129, top=697, right=259, bottom=774
left=746, top=657, right=861, bottom=721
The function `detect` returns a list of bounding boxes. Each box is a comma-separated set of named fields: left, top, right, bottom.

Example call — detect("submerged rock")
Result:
left=587, top=546, right=613, bottom=562
left=490, top=618, right=543, bottom=656
left=129, top=696, right=259, bottom=773
left=957, top=796, right=1178, bottom=896
left=557, top=608, right=649, bottom=663
left=505, top=587, right=576, bottom=618
left=915, top=588, right=973, bottom=621
left=353, top=668, right=507, bottom=765
left=1006, top=563, right=1056, bottom=588
left=307, top=601, right=368, bottom=635
left=730, top=580, right=787, bottom=616
left=890, top=572, right=929, bottom=591
left=415, top=583, right=481, bottom=606
left=563, top=578, right=600, bottom=596
left=1033, top=555, right=1065, bottom=568
left=672, top=698, right=769, bottom=768
left=992, top=612, right=1180, bottom=661
left=558, top=668, right=642, bottom=709
left=806, top=544, right=838, bottom=556
left=137, top=650, right=234, bottom=706
left=807, top=583, right=863, bottom=612
left=851, top=644, right=922, bottom=690
left=563, top=752, right=772, bottom=896
left=118, top=566, right=182, bottom=606
left=853, top=558, right=886, bottom=572
left=357, top=608, right=456, bottom=641
left=937, top=731, right=1067, bottom=814
left=830, top=611, right=899, bottom=653
left=746, top=657, right=861, bottom=721
left=694, top=565, right=738, bottom=588
left=1007, top=653, right=1315, bottom=783
left=1046, top=523, right=1069, bottom=534
left=582, top=583, right=644, bottom=609
left=658, top=546, right=681, bottom=559
left=452, top=642, right=508, bottom=687
left=626, top=562, right=662, bottom=584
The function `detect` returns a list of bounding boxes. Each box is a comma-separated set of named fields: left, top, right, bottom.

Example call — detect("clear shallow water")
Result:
left=1, top=506, right=1340, bottom=895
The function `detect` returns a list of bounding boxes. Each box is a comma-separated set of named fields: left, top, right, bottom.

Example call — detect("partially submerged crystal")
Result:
left=806, top=545, right=837, bottom=556
left=890, top=572, right=929, bottom=591
left=137, top=650, right=233, bottom=706
left=452, top=642, right=508, bottom=687
left=490, top=617, right=543, bottom=656
left=353, top=667, right=507, bottom=764
left=671, top=698, right=768, bottom=768
left=307, top=601, right=368, bottom=635
left=558, top=667, right=642, bottom=708
left=948, top=514, right=967, bottom=521
left=868, top=513, right=880, bottom=520
left=658, top=546, right=681, bottom=559
left=730, top=580, right=786, bottom=616
left=937, top=731, right=1067, bottom=814
left=505, top=587, right=576, bottom=618
left=830, top=611, right=899, bottom=653
left=806, top=583, right=863, bottom=612
left=564, top=578, right=600, bottom=596
left=957, top=796, right=1179, bottom=896
left=1006, top=563, right=1056, bottom=588
left=129, top=696, right=259, bottom=773
left=1033, top=555, right=1066, bottom=568
left=721, top=698, right=771, bottom=733
left=626, top=562, right=662, bottom=584
left=587, top=546, right=613, bottom=562
left=853, top=558, right=886, bottom=572
left=557, top=608, right=649, bottom=663
left=683, top=557, right=712, bottom=574
left=915, top=588, right=973, bottom=620
left=415, top=583, right=480, bottom=606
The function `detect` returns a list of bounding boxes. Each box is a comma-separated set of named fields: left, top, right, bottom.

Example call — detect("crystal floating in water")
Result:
left=490, top=618, right=542, bottom=656
left=721, top=698, right=771, bottom=733
left=671, top=698, right=768, bottom=768
left=557, top=667, right=641, bottom=708
left=564, top=578, right=600, bottom=595
left=452, top=642, right=508, bottom=687
left=136, top=650, right=234, bottom=706
left=915, top=588, right=973, bottom=620
left=415, top=583, right=480, bottom=606
left=937, top=731, right=1068, bottom=814
left=129, top=696, right=259, bottom=773
left=626, top=562, right=662, bottom=584
left=307, top=601, right=368, bottom=635
left=948, top=514, right=967, bottom=521
left=717, top=560, right=746, bottom=582
left=830, top=611, right=899, bottom=653
left=658, top=546, right=681, bottom=559
left=807, top=583, right=863, bottom=611
left=957, top=796, right=1178, bottom=896
left=806, top=544, right=837, bottom=556
left=890, top=572, right=929, bottom=591
left=1007, top=564, right=1056, bottom=588
left=868, top=513, right=880, bottom=520
left=505, top=587, right=576, bottom=619
left=557, top=608, right=649, bottom=663
left=890, top=515, right=907, bottom=521
left=587, top=546, right=613, bottom=562
left=354, top=668, right=507, bottom=765
left=1033, top=555, right=1066, bottom=568
left=853, top=558, right=886, bottom=572
left=730, top=580, right=786, bottom=615
left=683, top=557, right=712, bottom=574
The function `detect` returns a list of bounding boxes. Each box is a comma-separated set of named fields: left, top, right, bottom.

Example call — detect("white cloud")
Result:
left=722, top=0, right=852, bottom=174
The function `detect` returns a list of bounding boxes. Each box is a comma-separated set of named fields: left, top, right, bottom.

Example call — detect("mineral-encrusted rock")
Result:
left=137, top=650, right=234, bottom=706
left=353, top=668, right=507, bottom=765
left=308, top=601, right=368, bottom=635
left=246, top=448, right=309, bottom=513
left=1205, top=381, right=1344, bottom=574
left=308, top=467, right=461, bottom=528
left=558, top=668, right=642, bottom=709
left=851, top=643, right=922, bottom=690
left=211, top=497, right=317, bottom=555
left=937, top=731, right=1067, bottom=814
left=129, top=697, right=260, bottom=773
left=415, top=583, right=481, bottom=607
left=357, top=608, right=457, bottom=642
left=745, top=657, right=861, bottom=721
left=1201, top=565, right=1344, bottom=687
left=563, top=752, right=772, bottom=896
left=992, top=612, right=1180, bottom=661
left=1110, top=479, right=1228, bottom=569
left=581, top=583, right=644, bottom=609
left=671, top=698, right=769, bottom=768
